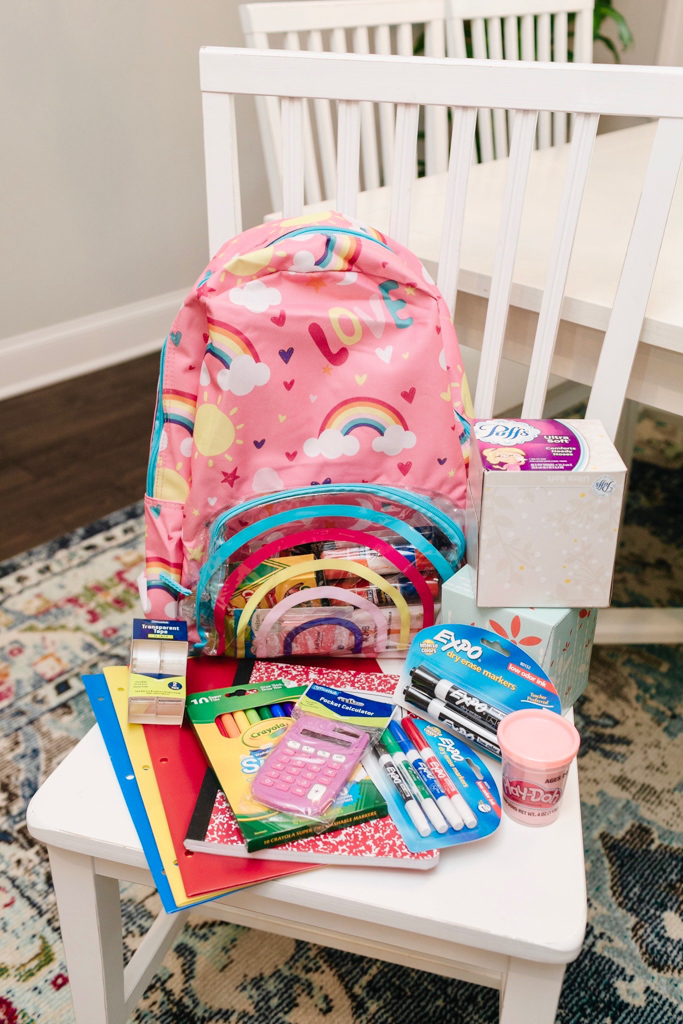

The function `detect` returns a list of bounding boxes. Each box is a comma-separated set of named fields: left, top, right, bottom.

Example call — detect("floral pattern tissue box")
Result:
left=466, top=419, right=627, bottom=608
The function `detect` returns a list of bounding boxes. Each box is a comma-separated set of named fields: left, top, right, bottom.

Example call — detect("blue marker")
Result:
left=270, top=703, right=286, bottom=718
left=388, top=721, right=463, bottom=831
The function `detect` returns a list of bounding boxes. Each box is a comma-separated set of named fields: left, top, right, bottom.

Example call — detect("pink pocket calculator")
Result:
left=251, top=715, right=370, bottom=818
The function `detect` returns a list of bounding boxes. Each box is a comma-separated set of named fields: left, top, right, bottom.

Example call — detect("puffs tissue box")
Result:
left=467, top=419, right=626, bottom=608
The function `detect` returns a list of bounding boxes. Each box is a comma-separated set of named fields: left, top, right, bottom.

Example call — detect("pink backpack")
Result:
left=143, top=211, right=472, bottom=657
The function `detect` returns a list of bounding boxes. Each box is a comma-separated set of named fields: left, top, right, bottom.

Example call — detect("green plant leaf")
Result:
left=599, top=6, right=634, bottom=49
left=595, top=32, right=622, bottom=62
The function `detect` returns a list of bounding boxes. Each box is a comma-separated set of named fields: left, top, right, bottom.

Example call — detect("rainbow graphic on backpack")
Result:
left=142, top=211, right=472, bottom=657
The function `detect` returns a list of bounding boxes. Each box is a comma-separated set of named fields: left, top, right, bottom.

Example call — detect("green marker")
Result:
left=381, top=728, right=447, bottom=834
left=258, top=706, right=274, bottom=720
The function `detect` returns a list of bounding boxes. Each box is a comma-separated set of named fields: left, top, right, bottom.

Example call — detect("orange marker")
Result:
left=219, top=712, right=240, bottom=738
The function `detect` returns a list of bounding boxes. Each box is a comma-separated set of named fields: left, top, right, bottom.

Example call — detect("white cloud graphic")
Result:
left=372, top=425, right=417, bottom=456
left=303, top=429, right=360, bottom=460
left=159, top=429, right=168, bottom=451
left=229, top=279, right=281, bottom=312
left=199, top=363, right=211, bottom=386
left=216, top=354, right=270, bottom=395
left=439, top=348, right=447, bottom=371
left=288, top=249, right=317, bottom=273
left=180, top=436, right=194, bottom=458
left=252, top=467, right=285, bottom=493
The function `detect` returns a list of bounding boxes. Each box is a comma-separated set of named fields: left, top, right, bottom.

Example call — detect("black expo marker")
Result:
left=409, top=664, right=505, bottom=732
left=404, top=686, right=501, bottom=757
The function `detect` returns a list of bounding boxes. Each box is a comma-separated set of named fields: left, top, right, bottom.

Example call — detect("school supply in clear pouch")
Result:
left=250, top=682, right=394, bottom=825
left=364, top=716, right=501, bottom=853
left=181, top=484, right=465, bottom=658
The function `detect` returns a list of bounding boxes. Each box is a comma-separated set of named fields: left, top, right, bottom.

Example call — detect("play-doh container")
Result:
left=497, top=709, right=580, bottom=827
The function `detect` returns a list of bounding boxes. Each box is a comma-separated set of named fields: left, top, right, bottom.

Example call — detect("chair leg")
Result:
left=48, top=846, right=126, bottom=1024
left=499, top=957, right=566, bottom=1024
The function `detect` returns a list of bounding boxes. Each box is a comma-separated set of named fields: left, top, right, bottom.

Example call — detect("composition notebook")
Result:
left=185, top=660, right=439, bottom=870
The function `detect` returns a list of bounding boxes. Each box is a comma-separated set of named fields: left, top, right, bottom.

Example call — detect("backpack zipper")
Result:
left=146, top=339, right=168, bottom=496
left=271, top=225, right=393, bottom=251
left=206, top=484, right=463, bottom=559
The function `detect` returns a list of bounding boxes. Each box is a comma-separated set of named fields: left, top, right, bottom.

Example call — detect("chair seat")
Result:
left=27, top=721, right=586, bottom=965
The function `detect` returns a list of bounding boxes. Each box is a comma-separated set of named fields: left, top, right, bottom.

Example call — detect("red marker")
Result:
left=402, top=717, right=477, bottom=829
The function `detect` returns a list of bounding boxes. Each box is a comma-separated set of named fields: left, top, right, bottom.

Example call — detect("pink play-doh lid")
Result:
left=497, top=709, right=580, bottom=771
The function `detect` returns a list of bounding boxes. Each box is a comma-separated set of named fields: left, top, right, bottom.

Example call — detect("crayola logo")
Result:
left=241, top=718, right=290, bottom=749
left=503, top=778, right=562, bottom=807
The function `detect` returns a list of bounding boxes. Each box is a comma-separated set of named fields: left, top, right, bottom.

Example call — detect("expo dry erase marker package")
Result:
left=186, top=679, right=387, bottom=850
left=394, top=625, right=562, bottom=760
left=252, top=683, right=394, bottom=826
left=365, top=717, right=501, bottom=853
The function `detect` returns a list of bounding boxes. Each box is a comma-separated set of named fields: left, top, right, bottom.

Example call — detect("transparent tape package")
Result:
left=180, top=484, right=465, bottom=658
left=251, top=682, right=395, bottom=826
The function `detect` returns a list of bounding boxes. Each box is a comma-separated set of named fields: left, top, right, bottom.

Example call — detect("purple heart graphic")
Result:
left=279, top=347, right=294, bottom=364
left=438, top=457, right=447, bottom=465
left=311, top=478, right=332, bottom=486
left=253, top=439, right=265, bottom=449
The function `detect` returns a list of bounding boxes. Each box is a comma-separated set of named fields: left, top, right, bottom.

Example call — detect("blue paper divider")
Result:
left=84, top=672, right=224, bottom=914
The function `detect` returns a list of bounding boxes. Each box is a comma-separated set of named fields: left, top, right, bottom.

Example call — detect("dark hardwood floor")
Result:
left=0, top=353, right=161, bottom=561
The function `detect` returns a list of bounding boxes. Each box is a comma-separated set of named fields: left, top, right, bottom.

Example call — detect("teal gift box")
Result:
left=441, top=566, right=596, bottom=710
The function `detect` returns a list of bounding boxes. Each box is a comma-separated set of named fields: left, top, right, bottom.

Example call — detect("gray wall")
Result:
left=0, top=0, right=668, bottom=344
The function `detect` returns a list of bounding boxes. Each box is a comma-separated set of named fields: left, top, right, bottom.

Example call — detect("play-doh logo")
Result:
left=474, top=419, right=541, bottom=446
left=503, top=778, right=562, bottom=807
left=433, top=629, right=483, bottom=660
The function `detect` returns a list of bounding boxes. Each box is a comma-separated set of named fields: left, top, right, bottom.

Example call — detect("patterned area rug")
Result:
left=1, top=411, right=681, bottom=1024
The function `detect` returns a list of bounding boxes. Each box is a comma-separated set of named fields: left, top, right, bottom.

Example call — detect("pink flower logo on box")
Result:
left=488, top=615, right=542, bottom=647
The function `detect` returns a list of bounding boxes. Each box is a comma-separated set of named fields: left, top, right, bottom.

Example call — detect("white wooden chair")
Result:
left=27, top=49, right=683, bottom=1024
left=240, top=0, right=596, bottom=209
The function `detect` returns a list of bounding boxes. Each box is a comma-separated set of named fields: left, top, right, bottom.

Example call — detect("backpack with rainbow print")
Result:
left=143, top=211, right=472, bottom=658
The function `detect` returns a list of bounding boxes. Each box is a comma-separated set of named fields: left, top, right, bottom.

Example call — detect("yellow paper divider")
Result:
left=104, top=666, right=238, bottom=908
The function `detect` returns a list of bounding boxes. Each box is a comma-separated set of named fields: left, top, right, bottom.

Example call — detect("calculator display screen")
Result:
left=300, top=728, right=354, bottom=748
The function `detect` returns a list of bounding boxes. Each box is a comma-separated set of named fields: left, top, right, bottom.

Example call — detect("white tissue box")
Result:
left=467, top=418, right=626, bottom=608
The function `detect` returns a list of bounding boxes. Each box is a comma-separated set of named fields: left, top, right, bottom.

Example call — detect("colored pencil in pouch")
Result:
left=380, top=727, right=448, bottom=834
left=387, top=721, right=463, bottom=831
left=375, top=741, right=431, bottom=838
left=401, top=717, right=477, bottom=829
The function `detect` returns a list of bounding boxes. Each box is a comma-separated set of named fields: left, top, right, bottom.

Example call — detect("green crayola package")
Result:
left=186, top=679, right=387, bottom=851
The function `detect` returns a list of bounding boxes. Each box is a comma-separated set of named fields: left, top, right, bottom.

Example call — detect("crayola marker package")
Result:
left=394, top=625, right=562, bottom=760
left=186, top=679, right=387, bottom=851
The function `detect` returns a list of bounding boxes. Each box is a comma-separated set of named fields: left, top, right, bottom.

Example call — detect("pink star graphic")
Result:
left=222, top=468, right=240, bottom=488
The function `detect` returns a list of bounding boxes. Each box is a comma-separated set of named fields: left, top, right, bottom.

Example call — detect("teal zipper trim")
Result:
left=272, top=226, right=393, bottom=251
left=146, top=339, right=167, bottom=496
left=206, top=484, right=462, bottom=561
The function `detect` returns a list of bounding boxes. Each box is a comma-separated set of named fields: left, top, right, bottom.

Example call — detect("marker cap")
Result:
left=409, top=663, right=442, bottom=688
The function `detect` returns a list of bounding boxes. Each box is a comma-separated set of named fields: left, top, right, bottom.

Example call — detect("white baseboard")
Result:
left=0, top=288, right=188, bottom=401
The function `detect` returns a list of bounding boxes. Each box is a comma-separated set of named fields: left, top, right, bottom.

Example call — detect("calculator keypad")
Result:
left=252, top=715, right=369, bottom=816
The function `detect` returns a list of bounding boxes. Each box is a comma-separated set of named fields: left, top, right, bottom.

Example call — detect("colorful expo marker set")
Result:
left=85, top=418, right=625, bottom=910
